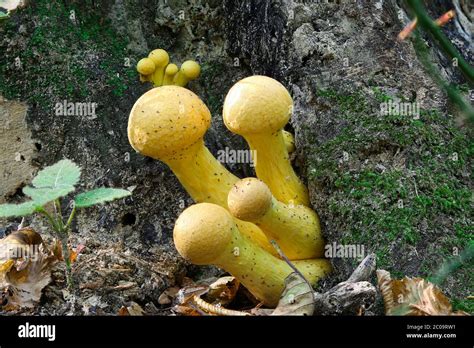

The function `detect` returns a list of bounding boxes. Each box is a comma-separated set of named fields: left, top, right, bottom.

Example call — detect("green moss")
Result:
left=0, top=0, right=134, bottom=107
left=452, top=298, right=474, bottom=313
left=308, top=88, right=473, bottom=302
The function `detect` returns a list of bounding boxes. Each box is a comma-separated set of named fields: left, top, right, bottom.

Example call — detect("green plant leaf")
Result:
left=22, top=186, right=75, bottom=206
left=32, top=159, right=81, bottom=190
left=0, top=201, right=39, bottom=218
left=74, top=188, right=131, bottom=208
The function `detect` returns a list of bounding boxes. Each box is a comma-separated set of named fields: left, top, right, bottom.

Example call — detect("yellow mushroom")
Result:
left=162, top=63, right=179, bottom=85
left=228, top=178, right=324, bottom=260
left=173, top=203, right=331, bottom=306
left=223, top=75, right=310, bottom=206
left=148, top=49, right=170, bottom=86
left=173, top=60, right=201, bottom=87
left=127, top=86, right=274, bottom=254
left=136, top=58, right=156, bottom=82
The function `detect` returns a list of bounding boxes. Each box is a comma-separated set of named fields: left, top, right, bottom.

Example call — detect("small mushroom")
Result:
left=163, top=63, right=179, bottom=86
left=173, top=60, right=201, bottom=87
left=228, top=178, right=324, bottom=260
left=148, top=49, right=170, bottom=86
left=128, top=86, right=274, bottom=254
left=173, top=203, right=331, bottom=306
left=223, top=76, right=309, bottom=206
left=136, top=58, right=156, bottom=82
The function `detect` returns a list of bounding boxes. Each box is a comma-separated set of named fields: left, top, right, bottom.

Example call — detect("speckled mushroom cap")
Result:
left=173, top=203, right=234, bottom=265
left=136, top=58, right=156, bottom=75
left=180, top=60, right=201, bottom=79
left=165, top=63, right=179, bottom=76
left=222, top=75, right=293, bottom=135
left=228, top=178, right=272, bottom=221
left=148, top=49, right=169, bottom=67
left=128, top=86, right=211, bottom=160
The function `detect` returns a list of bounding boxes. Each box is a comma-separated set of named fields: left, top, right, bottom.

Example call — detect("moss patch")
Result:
left=307, top=88, right=473, bottom=310
left=0, top=0, right=135, bottom=107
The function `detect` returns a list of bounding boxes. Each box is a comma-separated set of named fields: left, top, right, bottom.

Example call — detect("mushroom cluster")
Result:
left=128, top=75, right=331, bottom=307
left=136, top=49, right=201, bottom=87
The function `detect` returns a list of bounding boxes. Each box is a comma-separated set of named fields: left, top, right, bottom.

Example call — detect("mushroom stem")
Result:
left=215, top=226, right=329, bottom=306
left=228, top=178, right=324, bottom=260
left=164, top=140, right=236, bottom=205
left=174, top=203, right=331, bottom=306
left=260, top=200, right=324, bottom=258
left=247, top=132, right=309, bottom=206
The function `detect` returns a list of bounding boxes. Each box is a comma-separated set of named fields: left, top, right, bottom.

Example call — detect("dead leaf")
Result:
left=377, top=270, right=469, bottom=316
left=118, top=306, right=129, bottom=316
left=158, top=287, right=179, bottom=305
left=118, top=301, right=144, bottom=316
left=127, top=301, right=145, bottom=316
left=206, top=276, right=240, bottom=306
left=51, top=240, right=84, bottom=264
left=272, top=272, right=315, bottom=316
left=0, top=228, right=60, bottom=310
left=172, top=305, right=202, bottom=316
left=175, top=285, right=208, bottom=305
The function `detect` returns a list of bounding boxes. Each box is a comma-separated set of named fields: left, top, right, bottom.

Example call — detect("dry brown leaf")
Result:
left=0, top=229, right=60, bottom=310
left=158, top=287, right=179, bottom=305
left=206, top=276, right=240, bottom=306
left=377, top=269, right=469, bottom=316
left=172, top=305, right=202, bottom=316
left=118, top=306, right=130, bottom=316
left=272, top=272, right=315, bottom=316
left=173, top=278, right=248, bottom=316
left=126, top=301, right=145, bottom=316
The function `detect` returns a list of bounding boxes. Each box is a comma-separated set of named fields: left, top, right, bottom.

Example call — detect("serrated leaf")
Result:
left=32, top=159, right=80, bottom=190
left=74, top=188, right=131, bottom=208
left=23, top=186, right=75, bottom=206
left=0, top=201, right=39, bottom=218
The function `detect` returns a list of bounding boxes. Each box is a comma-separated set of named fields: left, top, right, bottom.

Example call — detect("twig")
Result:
left=398, top=10, right=456, bottom=41
left=406, top=0, right=474, bottom=84
left=269, top=240, right=314, bottom=290
left=192, top=296, right=250, bottom=316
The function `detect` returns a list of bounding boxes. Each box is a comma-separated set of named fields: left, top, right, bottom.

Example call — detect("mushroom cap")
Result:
left=165, top=63, right=179, bottom=76
left=223, top=76, right=293, bottom=135
left=137, top=58, right=156, bottom=75
left=173, top=203, right=234, bottom=264
left=180, top=60, right=201, bottom=80
left=128, top=86, right=211, bottom=160
left=148, top=49, right=169, bottom=67
left=228, top=178, right=272, bottom=221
